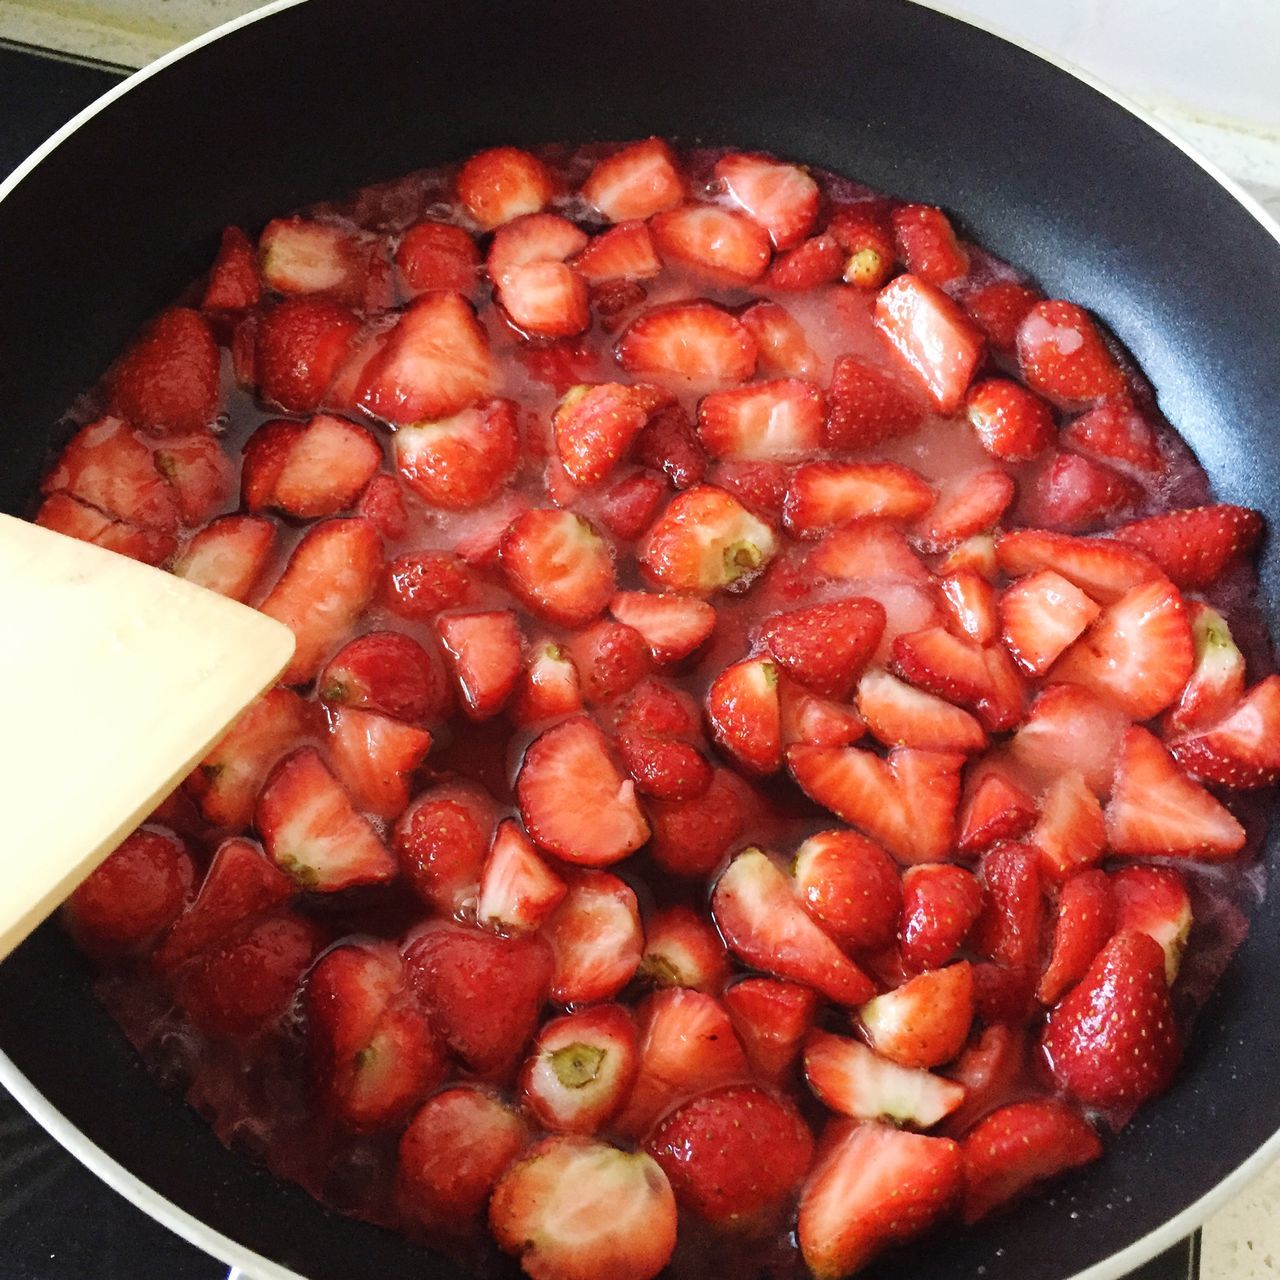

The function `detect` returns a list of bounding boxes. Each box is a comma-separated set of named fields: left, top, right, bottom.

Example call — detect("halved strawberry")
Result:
left=242, top=413, right=381, bottom=519
left=724, top=978, right=817, bottom=1084
left=1051, top=577, right=1193, bottom=720
left=860, top=963, right=974, bottom=1068
left=491, top=1136, right=677, bottom=1280
left=999, top=569, right=1099, bottom=675
left=1038, top=868, right=1115, bottom=1006
left=640, top=905, right=730, bottom=992
left=509, top=641, right=583, bottom=727
left=764, top=232, right=845, bottom=290
left=995, top=528, right=1162, bottom=603
left=829, top=203, right=897, bottom=289
left=900, top=864, right=983, bottom=971
left=1111, top=865, right=1192, bottom=984
left=961, top=1099, right=1102, bottom=1223
left=202, top=225, right=260, bottom=310
left=255, top=747, right=397, bottom=890
left=581, top=138, right=684, bottom=222
left=153, top=431, right=234, bottom=524
left=712, top=847, right=875, bottom=1005
left=784, top=462, right=933, bottom=538
left=956, top=759, right=1037, bottom=855
left=647, top=767, right=749, bottom=878
left=788, top=743, right=963, bottom=864
left=823, top=355, right=926, bottom=450
left=939, top=534, right=999, bottom=580
left=1042, top=930, right=1180, bottom=1109
left=913, top=467, right=1014, bottom=553
left=857, top=669, right=987, bottom=753
left=707, top=460, right=787, bottom=523
left=456, top=145, right=554, bottom=228
left=761, top=597, right=886, bottom=699
left=568, top=620, right=652, bottom=703
left=616, top=302, right=757, bottom=387
left=384, top=549, right=473, bottom=620
left=740, top=301, right=821, bottom=377
left=649, top=203, right=772, bottom=284
left=394, top=396, right=518, bottom=509
left=398, top=1087, right=528, bottom=1229
left=781, top=681, right=867, bottom=749
left=961, top=280, right=1041, bottom=352
left=797, top=1121, right=963, bottom=1280
left=1062, top=399, right=1164, bottom=475
left=1163, top=603, right=1246, bottom=736
left=608, top=591, right=716, bottom=664
left=891, top=626, right=1025, bottom=732
left=891, top=204, right=968, bottom=286
left=543, top=870, right=643, bottom=1004
left=487, top=212, right=587, bottom=287
left=633, top=403, right=708, bottom=489
left=874, top=274, right=984, bottom=412
left=320, top=630, right=447, bottom=723
left=33, top=493, right=174, bottom=564
left=645, top=1085, right=814, bottom=1231
left=395, top=219, right=480, bottom=293
left=326, top=706, right=432, bottom=819
left=393, top=782, right=494, bottom=912
left=1023, top=450, right=1139, bottom=532
left=572, top=220, right=663, bottom=283
left=1113, top=503, right=1264, bottom=590
left=804, top=1030, right=965, bottom=1128
left=971, top=843, right=1043, bottom=972
left=258, top=216, right=375, bottom=300
left=1006, top=688, right=1124, bottom=802
left=1016, top=300, right=1126, bottom=406
left=499, top=260, right=591, bottom=338
left=497, top=508, right=614, bottom=627
left=614, top=678, right=712, bottom=800
left=807, top=520, right=932, bottom=585
left=938, top=570, right=998, bottom=645
left=436, top=609, right=524, bottom=720
left=109, top=307, right=219, bottom=436
left=1172, top=674, right=1280, bottom=788
left=793, top=829, right=902, bottom=953
left=553, top=381, right=673, bottom=486
left=966, top=377, right=1055, bottom=462
left=475, top=818, right=567, bottom=935
left=173, top=515, right=274, bottom=601
left=258, top=516, right=383, bottom=684
left=1031, top=771, right=1106, bottom=881
left=712, top=152, right=817, bottom=248
left=255, top=296, right=360, bottom=413
left=706, top=656, right=782, bottom=775
left=697, top=378, right=825, bottom=462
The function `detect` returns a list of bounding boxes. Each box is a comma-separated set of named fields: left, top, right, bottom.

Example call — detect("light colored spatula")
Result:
left=0, top=513, right=295, bottom=960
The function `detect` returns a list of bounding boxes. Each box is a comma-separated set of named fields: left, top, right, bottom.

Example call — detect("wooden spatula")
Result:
left=0, top=514, right=295, bottom=960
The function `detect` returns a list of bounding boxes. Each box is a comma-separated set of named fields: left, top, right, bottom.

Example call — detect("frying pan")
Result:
left=1, top=2, right=1279, bottom=1277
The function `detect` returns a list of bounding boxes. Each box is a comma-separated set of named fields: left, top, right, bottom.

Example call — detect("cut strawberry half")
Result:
left=740, top=301, right=821, bottom=378
left=1016, top=299, right=1126, bottom=406
left=723, top=977, right=817, bottom=1085
left=913, top=467, right=1015, bottom=553
left=543, top=870, right=643, bottom=1004
left=784, top=461, right=934, bottom=537
left=499, top=508, right=615, bottom=627
left=1008, top=683, right=1130, bottom=798
left=971, top=843, right=1043, bottom=972
left=581, top=138, right=684, bottom=222
left=823, top=355, right=926, bottom=450
left=476, top=818, right=567, bottom=936
left=1062, top=399, right=1165, bottom=475
left=830, top=204, right=897, bottom=289
left=109, top=307, right=220, bottom=436
left=938, top=569, right=998, bottom=644
left=608, top=591, right=716, bottom=665
left=707, top=656, right=782, bottom=775
left=487, top=212, right=587, bottom=285
left=255, top=296, right=360, bottom=414
left=762, top=597, right=886, bottom=700
left=697, top=378, right=825, bottom=462
left=202, top=225, right=260, bottom=310
left=1112, top=865, right=1192, bottom=984
left=498, top=260, right=591, bottom=339
left=792, top=829, right=902, bottom=954
left=456, top=146, right=554, bottom=228
left=640, top=904, right=730, bottom=993
left=395, top=219, right=480, bottom=294
left=384, top=550, right=472, bottom=621
left=243, top=414, right=381, bottom=519
left=860, top=963, right=974, bottom=1069
left=649, top=203, right=771, bottom=284
left=1163, top=602, right=1246, bottom=736
left=153, top=432, right=233, bottom=524
left=890, top=626, right=1026, bottom=732
left=173, top=514, right=275, bottom=601
left=715, top=152, right=819, bottom=249
left=258, top=216, right=373, bottom=300
left=965, top=377, right=1056, bottom=462
left=807, top=520, right=932, bottom=585
left=34, top=493, right=175, bottom=565
left=509, top=641, right=583, bottom=728
left=1031, top=771, right=1106, bottom=882
left=326, top=706, right=431, bottom=819
left=891, top=204, right=969, bottom=286
left=616, top=302, right=757, bottom=387
left=1113, top=503, right=1264, bottom=589
left=765, top=232, right=845, bottom=290
left=595, top=469, right=666, bottom=541
left=1172, top=673, right=1280, bottom=789
left=393, top=782, right=494, bottom=913
left=614, top=679, right=712, bottom=801
left=999, top=569, right=1100, bottom=675
left=320, top=630, right=447, bottom=724
left=857, top=669, right=987, bottom=754
left=900, top=864, right=984, bottom=972
left=436, top=609, right=524, bottom=721
left=995, top=528, right=1162, bottom=603
left=781, top=681, right=867, bottom=749
left=647, top=767, right=749, bottom=878
left=553, top=381, right=673, bottom=486
left=572, top=220, right=662, bottom=283
left=956, top=759, right=1037, bottom=856
left=962, top=279, right=1041, bottom=352
left=939, top=533, right=999, bottom=580
left=394, top=396, right=518, bottom=510
left=633, top=402, right=708, bottom=489
left=1038, top=868, right=1115, bottom=1006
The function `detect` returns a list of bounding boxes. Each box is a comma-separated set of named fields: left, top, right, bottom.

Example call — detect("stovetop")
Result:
left=0, top=33, right=1202, bottom=1280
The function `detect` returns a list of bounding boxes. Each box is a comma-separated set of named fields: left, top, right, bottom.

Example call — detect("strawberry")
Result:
left=784, top=461, right=934, bottom=537
left=697, top=378, right=825, bottom=462
left=639, top=904, right=730, bottom=993
left=354, top=474, right=406, bottom=545
left=305, top=941, right=444, bottom=1131
left=256, top=747, right=397, bottom=890
left=645, top=1085, right=814, bottom=1230
left=965, top=377, right=1056, bottom=461
left=490, top=1136, right=677, bottom=1280
left=517, top=338, right=601, bottom=394
left=1113, top=503, right=1264, bottom=589
left=962, top=1099, right=1102, bottom=1223
left=823, top=355, right=925, bottom=450
left=542, top=870, right=643, bottom=1003
left=498, top=259, right=591, bottom=339
left=804, top=1030, right=965, bottom=1128
left=474, top=820, right=565, bottom=935
left=109, top=307, right=219, bottom=436
left=456, top=146, right=554, bottom=228
left=708, top=460, right=788, bottom=523
left=510, top=641, right=583, bottom=727
left=891, top=204, right=969, bottom=286
left=1051, top=577, right=1193, bottom=720
left=393, top=782, right=493, bottom=912
left=938, top=569, right=998, bottom=644
left=639, top=484, right=777, bottom=594
left=153, top=431, right=234, bottom=524
left=1016, top=299, right=1126, bottom=405
left=186, top=687, right=311, bottom=827
left=647, top=767, right=749, bottom=878
left=711, top=153, right=816, bottom=249
left=788, top=743, right=963, bottom=864
left=995, top=528, right=1162, bottom=603
left=241, top=413, right=381, bottom=519
left=1062, top=399, right=1165, bottom=475
left=614, top=678, right=712, bottom=800
left=570, top=221, right=661, bottom=283
left=939, top=534, right=999, bottom=580
left=359, top=291, right=494, bottom=424
left=797, top=1121, right=963, bottom=1280
left=1023, top=450, right=1140, bottom=532
left=1111, top=870, right=1190, bottom=989
left=498, top=508, right=614, bottom=627
left=1163, top=602, right=1246, bottom=735
left=553, top=381, right=672, bottom=486
left=395, top=218, right=481, bottom=293
left=1173, top=674, right=1280, bottom=788
left=781, top=682, right=867, bottom=749
left=857, top=669, right=987, bottom=754
left=258, top=216, right=375, bottom=300
left=326, top=706, right=432, bottom=819
left=1043, top=930, right=1180, bottom=1109
left=516, top=715, right=650, bottom=866
left=201, top=225, right=260, bottom=310
left=961, top=280, right=1041, bottom=352
left=874, top=274, right=984, bottom=412
left=998, top=569, right=1100, bottom=675
left=319, top=630, right=447, bottom=723
left=913, top=467, right=1015, bottom=552
left=706, top=656, right=782, bottom=774
left=581, top=138, right=684, bottom=222
left=436, top=609, right=524, bottom=720
left=1008, top=683, right=1129, bottom=798
left=793, top=829, right=902, bottom=953
left=861, top=963, right=974, bottom=1068
left=487, top=214, right=588, bottom=287
left=942, top=1024, right=1025, bottom=1133
left=633, top=402, right=708, bottom=489
left=255, top=296, right=359, bottom=413
left=891, top=626, right=1026, bottom=731
left=385, top=549, right=473, bottom=620
left=807, top=520, right=932, bottom=585
left=760, top=598, right=885, bottom=699
left=971, top=843, right=1043, bottom=972
left=724, top=978, right=817, bottom=1084
left=258, top=516, right=383, bottom=684
left=394, top=396, right=518, bottom=508
left=594, top=469, right=666, bottom=541
left=900, top=864, right=983, bottom=971
left=405, top=921, right=553, bottom=1079
left=740, top=301, right=821, bottom=377
left=1038, top=868, right=1115, bottom=1005
left=397, top=1087, right=528, bottom=1229
left=616, top=302, right=757, bottom=387
left=956, top=760, right=1037, bottom=855
left=238, top=417, right=304, bottom=510
left=33, top=493, right=174, bottom=565
left=826, top=204, right=896, bottom=288
left=712, top=847, right=875, bottom=1005
left=764, top=232, right=845, bottom=290
left=609, top=591, right=716, bottom=664
left=650, top=203, right=772, bottom=283
left=1031, top=771, right=1106, bottom=881
left=63, top=828, right=193, bottom=958
left=568, top=619, right=651, bottom=702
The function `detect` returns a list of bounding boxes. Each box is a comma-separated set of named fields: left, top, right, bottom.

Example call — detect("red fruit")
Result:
left=1113, top=503, right=1264, bottom=589
left=398, top=1088, right=528, bottom=1229
left=326, top=706, right=432, bottom=819
left=788, top=743, right=963, bottom=864
left=475, top=819, right=567, bottom=936
left=740, top=301, right=821, bottom=377
left=640, top=905, right=730, bottom=992
left=395, top=218, right=480, bottom=293
left=490, top=1136, right=677, bottom=1280
left=64, top=828, right=192, bottom=957
left=615, top=679, right=712, bottom=801
left=255, top=296, right=359, bottom=413
left=972, top=962, right=1039, bottom=1027
left=1062, top=399, right=1164, bottom=475
left=698, top=378, right=825, bottom=462
left=1163, top=602, right=1246, bottom=736
left=781, top=681, right=867, bottom=749
left=1031, top=771, right=1106, bottom=881
left=891, top=625, right=1026, bottom=731
left=499, top=508, right=615, bottom=627
left=242, top=414, right=381, bottom=519
left=202, top=225, right=260, bottom=310
left=596, top=469, right=666, bottom=541
left=715, top=152, right=818, bottom=248
left=573, top=220, right=662, bottom=282
left=394, top=396, right=518, bottom=509
left=186, top=687, right=311, bottom=827
left=765, top=233, right=844, bottom=290
left=857, top=669, right=987, bottom=754
left=1008, top=683, right=1130, bottom=798
left=709, top=459, right=788, bottom=523
left=706, top=656, right=782, bottom=775
left=609, top=591, right=716, bottom=664
left=956, top=761, right=1037, bottom=855
left=944, top=1024, right=1025, bottom=1134
left=633, top=402, right=708, bottom=489
left=650, top=203, right=772, bottom=283
left=1173, top=673, right=1280, bottom=789
left=258, top=217, right=375, bottom=300
left=109, top=307, right=219, bottom=436
left=258, top=516, right=383, bottom=684
left=640, top=484, right=777, bottom=594
left=1038, top=869, right=1116, bottom=1006
left=1109, top=868, right=1191, bottom=991
left=543, top=870, right=643, bottom=1003
left=939, top=569, right=998, bottom=645
left=999, top=569, right=1100, bottom=675
left=962, top=1099, right=1102, bottom=1223
left=517, top=339, right=600, bottom=394
left=405, top=922, right=553, bottom=1079
left=435, top=609, right=524, bottom=720
left=962, top=280, right=1040, bottom=351
left=553, top=381, right=672, bottom=487
left=497, top=257, right=591, bottom=339
left=568, top=619, right=652, bottom=703
left=456, top=146, right=553, bottom=228
left=724, top=978, right=817, bottom=1084
left=861, top=963, right=974, bottom=1068
left=803, top=1030, right=965, bottom=1128
left=320, top=630, right=446, bottom=723
left=808, top=520, right=932, bottom=585
left=1024, top=450, right=1139, bottom=532
left=900, top=864, right=983, bottom=971
left=971, top=843, right=1043, bottom=972
left=823, top=355, right=925, bottom=450
left=939, top=534, right=999, bottom=580
left=1016, top=299, right=1126, bottom=406
left=153, top=431, right=234, bottom=524
left=798, top=1122, right=962, bottom=1279
left=385, top=550, right=473, bottom=621
left=966, top=377, right=1056, bottom=461
left=874, top=274, right=984, bottom=412
left=891, top=204, right=968, bottom=286
left=830, top=204, right=897, bottom=288
left=393, top=783, right=493, bottom=912
left=647, top=767, right=749, bottom=878
left=712, top=848, right=875, bottom=1005
left=793, top=829, right=902, bottom=953
left=1042, top=931, right=1181, bottom=1109
left=582, top=138, right=684, bottom=222
left=785, top=461, right=933, bottom=538
left=995, top=528, right=1162, bottom=604
left=646, top=1085, right=814, bottom=1230
left=33, top=492, right=173, bottom=564
left=913, top=467, right=1015, bottom=553
left=616, top=303, right=757, bottom=387
left=510, top=641, right=583, bottom=728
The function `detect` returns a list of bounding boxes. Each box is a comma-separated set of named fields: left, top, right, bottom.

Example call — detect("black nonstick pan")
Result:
left=1, top=2, right=1279, bottom=1277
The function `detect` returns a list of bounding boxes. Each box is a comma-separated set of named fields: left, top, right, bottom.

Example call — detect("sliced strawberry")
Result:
left=552, top=381, right=672, bottom=486
left=384, top=549, right=473, bottom=620
left=510, top=641, right=583, bottom=727
left=640, top=905, right=730, bottom=992
left=498, top=259, right=591, bottom=338
left=956, top=760, right=1037, bottom=855
left=491, top=1136, right=677, bottom=1280
left=645, top=1085, right=814, bottom=1230
left=633, top=402, right=708, bottom=489
left=607, top=591, right=715, bottom=665
left=724, top=978, right=817, bottom=1084
left=788, top=743, right=963, bottom=864
left=238, top=418, right=304, bottom=511
left=1016, top=299, right=1126, bottom=406
left=542, top=870, right=643, bottom=1004
left=710, top=153, right=816, bottom=248
left=109, top=307, right=219, bottom=436
left=874, top=274, right=984, bottom=412
left=616, top=302, right=757, bottom=387
left=961, top=280, right=1041, bottom=352
left=706, top=656, right=782, bottom=775
left=581, top=138, right=684, bottom=222
left=784, top=462, right=933, bottom=538
left=397, top=1087, right=528, bottom=1229
left=1031, top=771, right=1106, bottom=881
left=497, top=508, right=614, bottom=627
left=404, top=921, right=553, bottom=1079
left=829, top=204, right=897, bottom=289
left=456, top=146, right=554, bottom=228
left=797, top=1121, right=962, bottom=1280
left=900, top=864, right=983, bottom=971
left=320, top=630, right=447, bottom=723
left=33, top=493, right=174, bottom=564
left=861, top=963, right=974, bottom=1069
left=649, top=203, right=771, bottom=283
left=995, top=528, right=1162, bottom=603
left=942, top=1024, right=1025, bottom=1135
left=712, top=847, right=875, bottom=1005
left=697, top=378, right=825, bottom=462
left=571, top=220, right=662, bottom=283
left=258, top=216, right=374, bottom=300
left=793, top=829, right=902, bottom=953
left=258, top=516, right=383, bottom=684
left=153, top=432, right=234, bottom=524
left=765, top=232, right=845, bottom=290
left=1163, top=602, right=1246, bottom=736
left=474, top=818, right=566, bottom=935
left=971, top=843, right=1043, bottom=972
left=1113, top=503, right=1264, bottom=589
left=568, top=619, right=652, bottom=703
left=804, top=1030, right=965, bottom=1128
left=395, top=218, right=480, bottom=293
left=740, top=301, right=821, bottom=377
left=1023, top=450, right=1140, bottom=532
left=202, top=225, right=260, bottom=310
left=761, top=597, right=885, bottom=699
left=807, top=520, right=932, bottom=585
left=393, top=782, right=494, bottom=912
left=394, top=396, right=518, bottom=509
left=242, top=413, right=381, bottom=519
left=823, top=355, right=926, bottom=450
left=706, top=459, right=786, bottom=524
left=647, top=767, right=749, bottom=878
left=857, top=669, right=986, bottom=753
left=891, top=204, right=968, bottom=286
left=939, top=533, right=999, bottom=580
left=1062, top=399, right=1164, bottom=475
left=1038, top=868, right=1115, bottom=1005
left=965, top=377, right=1055, bottom=462
left=436, top=609, right=524, bottom=720
left=1111, top=865, right=1192, bottom=984
left=913, top=467, right=1015, bottom=553
left=255, top=296, right=359, bottom=413
left=999, top=569, right=1099, bottom=675
left=891, top=626, right=1026, bottom=732
left=1172, top=673, right=1280, bottom=788
left=1006, top=683, right=1128, bottom=800
left=781, top=681, right=867, bottom=748
left=1051, top=577, right=1193, bottom=720
left=326, top=706, right=431, bottom=819
left=939, top=569, right=998, bottom=644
